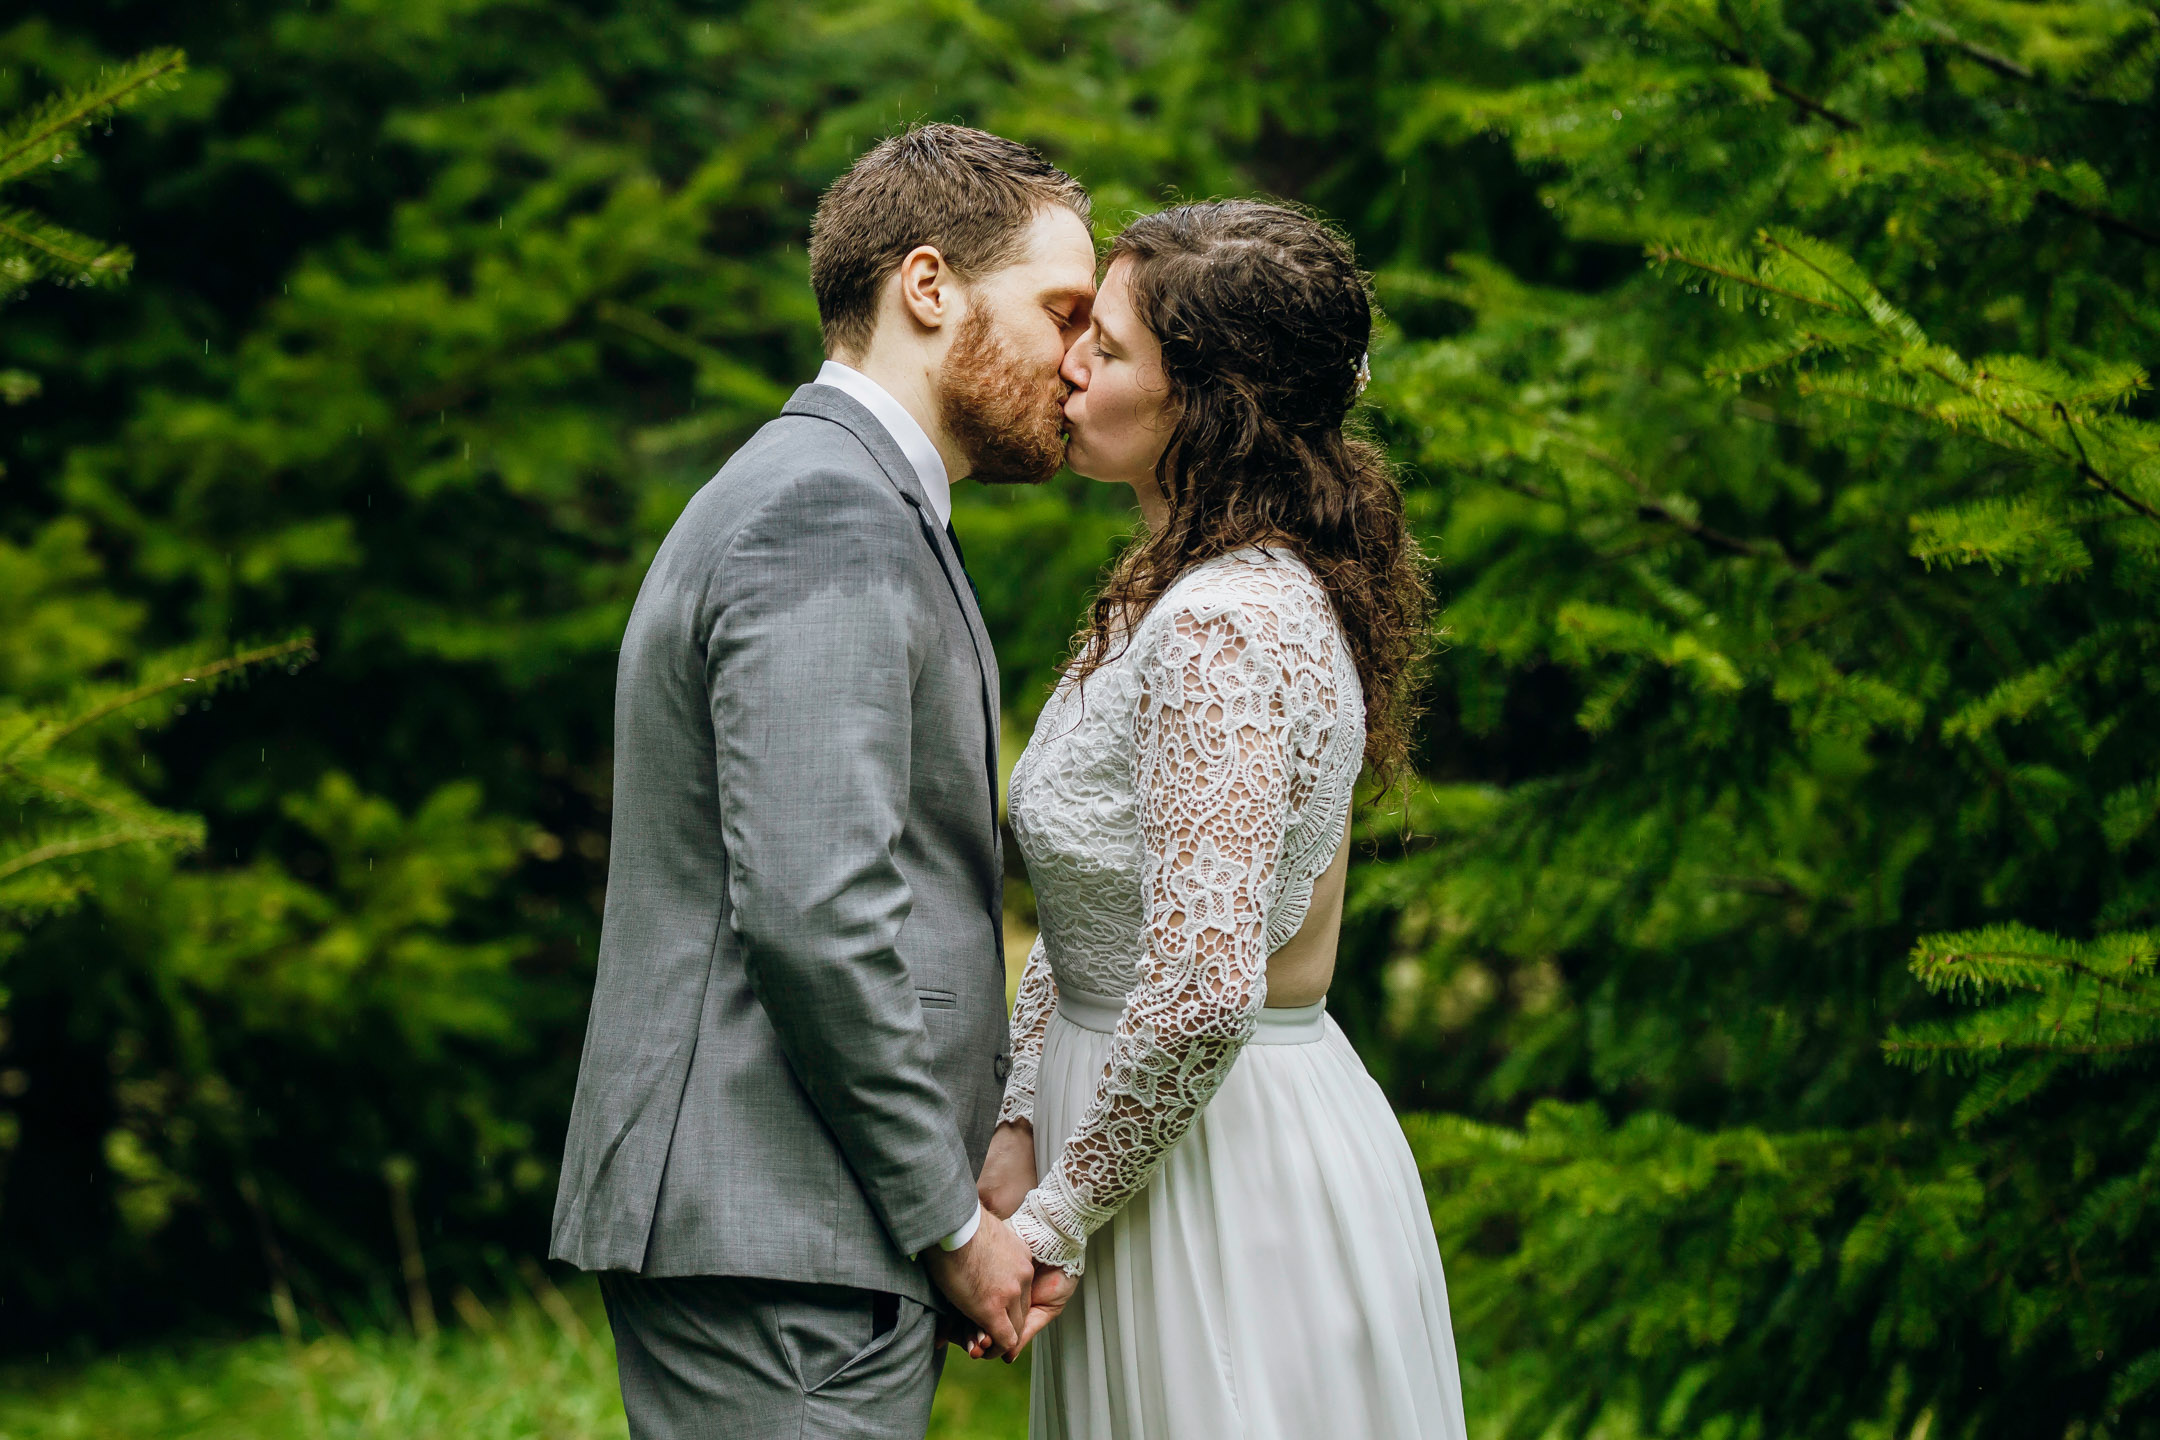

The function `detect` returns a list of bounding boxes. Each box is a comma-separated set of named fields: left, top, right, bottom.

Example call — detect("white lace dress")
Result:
left=1002, top=547, right=1467, bottom=1440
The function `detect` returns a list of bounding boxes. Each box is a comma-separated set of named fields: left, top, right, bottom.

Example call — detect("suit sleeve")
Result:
left=705, top=466, right=980, bottom=1258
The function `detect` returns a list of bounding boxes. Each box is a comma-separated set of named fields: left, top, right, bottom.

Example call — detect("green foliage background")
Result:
left=3, top=2, right=2157, bottom=1437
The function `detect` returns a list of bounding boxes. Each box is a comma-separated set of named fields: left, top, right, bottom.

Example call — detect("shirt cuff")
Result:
left=937, top=1202, right=984, bottom=1252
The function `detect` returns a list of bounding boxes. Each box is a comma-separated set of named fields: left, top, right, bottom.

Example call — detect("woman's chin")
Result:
left=1061, top=440, right=1137, bottom=489
left=1061, top=446, right=1105, bottom=484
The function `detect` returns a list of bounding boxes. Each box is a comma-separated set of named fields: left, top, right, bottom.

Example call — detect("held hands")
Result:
left=921, top=1207, right=1033, bottom=1358
left=939, top=1123, right=1073, bottom=1362
left=1020, top=1262, right=1076, bottom=1347
left=944, top=1260, right=1079, bottom=1361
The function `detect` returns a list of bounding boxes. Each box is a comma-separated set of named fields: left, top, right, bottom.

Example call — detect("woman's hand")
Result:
left=977, top=1120, right=1037, bottom=1220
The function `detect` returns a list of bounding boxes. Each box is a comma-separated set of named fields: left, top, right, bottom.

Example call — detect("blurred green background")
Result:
left=4, top=2, right=2159, bottom=1437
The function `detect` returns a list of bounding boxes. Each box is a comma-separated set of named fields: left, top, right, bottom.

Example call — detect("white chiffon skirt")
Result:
left=1028, top=986, right=1469, bottom=1440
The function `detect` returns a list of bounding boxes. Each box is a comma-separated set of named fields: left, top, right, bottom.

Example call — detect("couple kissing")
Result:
left=550, top=123, right=1466, bottom=1440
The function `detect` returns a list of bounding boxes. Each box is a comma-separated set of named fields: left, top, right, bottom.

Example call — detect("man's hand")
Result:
left=921, top=1208, right=1033, bottom=1358
left=942, top=1257, right=1080, bottom=1362
left=977, top=1120, right=1036, bottom=1220
left=1018, top=1261, right=1076, bottom=1351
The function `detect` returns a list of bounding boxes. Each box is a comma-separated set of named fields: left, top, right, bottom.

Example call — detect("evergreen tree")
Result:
left=0, top=41, right=194, bottom=927
left=1353, top=3, right=2160, bottom=1435
left=0, top=0, right=1239, bottom=1349
left=0, top=46, right=181, bottom=332
left=0, top=42, right=346, bottom=1338
left=15, top=8, right=2153, bottom=1436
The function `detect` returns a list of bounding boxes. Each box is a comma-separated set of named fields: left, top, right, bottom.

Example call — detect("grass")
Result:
left=0, top=929, right=1052, bottom=1440
left=0, top=1279, right=1031, bottom=1440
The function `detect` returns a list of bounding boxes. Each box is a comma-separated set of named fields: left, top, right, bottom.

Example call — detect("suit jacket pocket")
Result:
left=915, top=988, right=958, bottom=1011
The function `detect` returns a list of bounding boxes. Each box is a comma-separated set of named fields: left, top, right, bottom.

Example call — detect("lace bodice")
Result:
left=1002, top=547, right=1365, bottom=1274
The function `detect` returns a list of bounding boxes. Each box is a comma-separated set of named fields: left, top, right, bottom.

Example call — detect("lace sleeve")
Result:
left=998, top=934, right=1057, bottom=1126
left=1010, top=598, right=1299, bottom=1274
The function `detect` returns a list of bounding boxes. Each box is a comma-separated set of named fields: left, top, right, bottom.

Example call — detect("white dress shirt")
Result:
left=814, top=361, right=953, bottom=526
left=813, top=361, right=981, bottom=1256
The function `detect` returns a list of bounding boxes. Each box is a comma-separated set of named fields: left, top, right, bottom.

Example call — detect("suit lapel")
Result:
left=781, top=385, right=1003, bottom=832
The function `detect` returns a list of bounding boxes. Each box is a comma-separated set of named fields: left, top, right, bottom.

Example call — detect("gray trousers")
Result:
left=600, top=1273, right=943, bottom=1440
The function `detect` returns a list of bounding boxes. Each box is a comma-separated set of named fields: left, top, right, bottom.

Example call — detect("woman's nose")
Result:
left=1059, top=335, right=1091, bottom=391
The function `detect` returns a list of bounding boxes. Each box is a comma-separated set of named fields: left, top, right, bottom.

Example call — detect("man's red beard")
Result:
left=937, top=307, right=1069, bottom=486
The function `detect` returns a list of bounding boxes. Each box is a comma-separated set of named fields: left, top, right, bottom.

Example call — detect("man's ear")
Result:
left=896, top=244, right=953, bottom=332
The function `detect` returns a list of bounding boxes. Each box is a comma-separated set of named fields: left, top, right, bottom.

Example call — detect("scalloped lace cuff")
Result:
left=996, top=1066, right=1038, bottom=1127
left=1012, top=1185, right=1092, bottom=1275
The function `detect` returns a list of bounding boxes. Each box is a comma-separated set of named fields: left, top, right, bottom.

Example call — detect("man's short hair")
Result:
left=809, top=124, right=1092, bottom=357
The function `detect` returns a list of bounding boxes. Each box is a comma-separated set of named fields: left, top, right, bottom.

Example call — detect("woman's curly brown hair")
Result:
left=1068, top=199, right=1431, bottom=785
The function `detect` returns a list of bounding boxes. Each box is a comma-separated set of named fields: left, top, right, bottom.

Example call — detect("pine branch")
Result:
left=1885, top=2, right=2035, bottom=82
left=2050, top=401, right=2160, bottom=524
left=1884, top=0, right=2160, bottom=115
left=1632, top=501, right=1768, bottom=560
left=1893, top=926, right=2160, bottom=1073
left=595, top=301, right=793, bottom=408
left=0, top=205, right=132, bottom=288
left=1560, top=425, right=1843, bottom=577
left=1664, top=231, right=2160, bottom=531
left=1913, top=935, right=2153, bottom=995
left=1646, top=243, right=1842, bottom=313
left=2037, top=190, right=2160, bottom=250
left=1946, top=396, right=2160, bottom=529
left=595, top=300, right=714, bottom=366
left=1700, top=28, right=1860, bottom=132
left=0, top=820, right=200, bottom=886
left=1458, top=387, right=1858, bottom=583
left=1883, top=1035, right=2155, bottom=1058
left=1615, top=0, right=1863, bottom=131
left=1757, top=231, right=1897, bottom=330
left=0, top=760, right=181, bottom=830
left=1759, top=71, right=1862, bottom=132
left=0, top=49, right=187, bottom=190
left=1803, top=364, right=2155, bottom=529
left=1658, top=7, right=2160, bottom=250
left=18, top=637, right=314, bottom=757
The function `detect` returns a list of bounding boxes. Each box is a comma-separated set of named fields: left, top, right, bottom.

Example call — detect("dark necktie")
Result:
left=944, top=519, right=982, bottom=608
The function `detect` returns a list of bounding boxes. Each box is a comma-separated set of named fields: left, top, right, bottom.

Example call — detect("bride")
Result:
left=974, top=199, right=1469, bottom=1440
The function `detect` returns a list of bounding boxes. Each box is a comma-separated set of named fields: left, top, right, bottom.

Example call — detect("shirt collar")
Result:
left=814, top=361, right=952, bottom=527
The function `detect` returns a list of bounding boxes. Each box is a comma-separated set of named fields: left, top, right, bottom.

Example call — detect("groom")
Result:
left=549, top=125, right=1096, bottom=1438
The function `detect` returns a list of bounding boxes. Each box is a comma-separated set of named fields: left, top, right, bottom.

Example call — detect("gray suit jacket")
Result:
left=550, top=384, right=1008, bottom=1305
